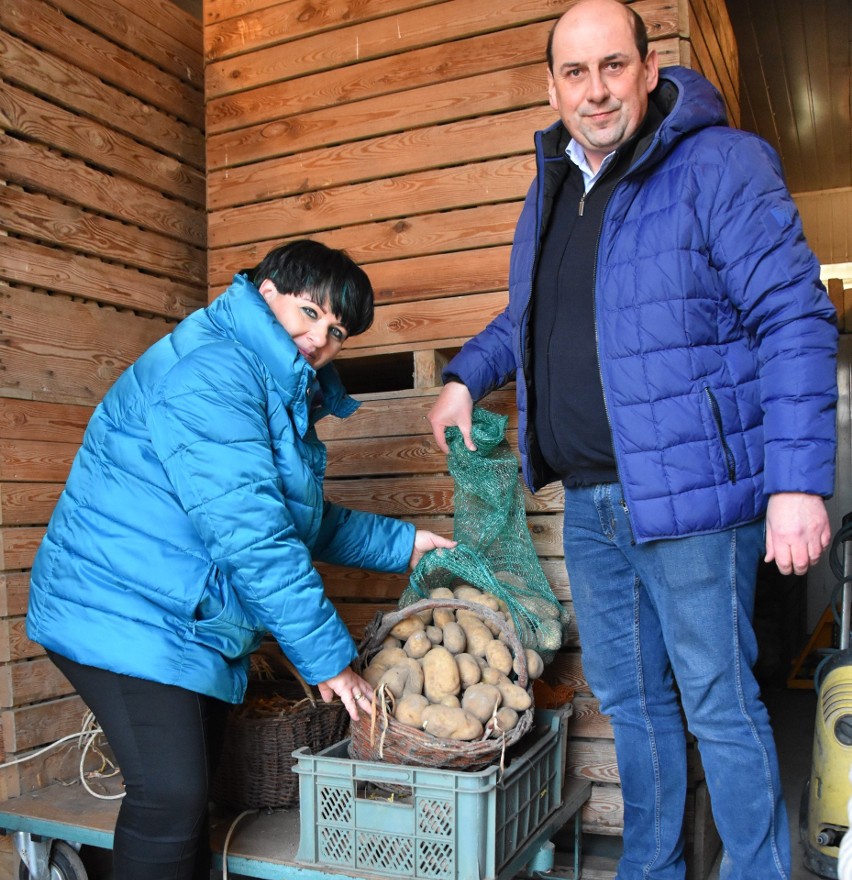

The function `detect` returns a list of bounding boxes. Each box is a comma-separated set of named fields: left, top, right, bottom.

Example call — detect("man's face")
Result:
left=547, top=0, right=659, bottom=171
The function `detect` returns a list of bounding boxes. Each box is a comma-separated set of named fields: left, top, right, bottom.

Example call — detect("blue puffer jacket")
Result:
left=27, top=275, right=416, bottom=703
left=445, top=67, right=838, bottom=543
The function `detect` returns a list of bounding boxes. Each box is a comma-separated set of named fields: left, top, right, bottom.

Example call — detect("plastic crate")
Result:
left=293, top=707, right=571, bottom=880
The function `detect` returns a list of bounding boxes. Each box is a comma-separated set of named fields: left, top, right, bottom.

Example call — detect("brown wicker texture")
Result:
left=349, top=598, right=534, bottom=772
left=212, top=680, right=350, bottom=811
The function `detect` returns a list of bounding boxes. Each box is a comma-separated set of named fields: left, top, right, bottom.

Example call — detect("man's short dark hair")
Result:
left=251, top=239, right=374, bottom=337
left=546, top=4, right=649, bottom=70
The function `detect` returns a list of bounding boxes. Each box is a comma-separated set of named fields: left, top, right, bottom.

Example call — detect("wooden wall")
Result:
left=205, top=1, right=737, bottom=873
left=795, top=187, right=852, bottom=266
left=0, top=0, right=206, bottom=824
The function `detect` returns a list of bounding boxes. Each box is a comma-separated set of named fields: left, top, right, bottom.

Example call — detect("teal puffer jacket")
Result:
left=27, top=275, right=415, bottom=703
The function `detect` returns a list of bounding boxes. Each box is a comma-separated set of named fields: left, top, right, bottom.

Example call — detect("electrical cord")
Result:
left=0, top=711, right=124, bottom=800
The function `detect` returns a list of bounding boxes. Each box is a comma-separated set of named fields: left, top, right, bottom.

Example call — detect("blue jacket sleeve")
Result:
left=443, top=306, right=517, bottom=399
left=314, top=501, right=415, bottom=571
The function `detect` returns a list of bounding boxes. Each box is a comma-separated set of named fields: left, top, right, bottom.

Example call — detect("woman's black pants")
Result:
left=48, top=651, right=230, bottom=880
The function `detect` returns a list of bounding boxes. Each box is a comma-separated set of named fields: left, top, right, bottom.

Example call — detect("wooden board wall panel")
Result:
left=0, top=83, right=204, bottom=205
left=0, top=189, right=206, bottom=287
left=206, top=62, right=548, bottom=159
left=1, top=239, right=204, bottom=319
left=208, top=156, right=534, bottom=250
left=0, top=483, right=62, bottom=527
left=205, top=0, right=446, bottom=61
left=0, top=573, right=30, bottom=617
left=0, top=0, right=203, bottom=128
left=207, top=105, right=553, bottom=208
left=48, top=0, right=202, bottom=86
left=208, top=202, right=523, bottom=289
left=685, top=0, right=739, bottom=127
left=566, top=740, right=620, bottom=786
left=0, top=527, right=42, bottom=572
left=1, top=694, right=90, bottom=753
left=0, top=657, right=73, bottom=709
left=0, top=30, right=203, bottom=168
left=0, top=136, right=206, bottom=249
left=0, top=618, right=41, bottom=663
left=0, top=441, right=75, bottom=483
left=0, top=288, right=174, bottom=405
left=206, top=18, right=553, bottom=105
left=0, top=399, right=90, bottom=445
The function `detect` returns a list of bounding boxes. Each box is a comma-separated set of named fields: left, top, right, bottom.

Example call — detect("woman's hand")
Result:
left=317, top=667, right=373, bottom=721
left=410, top=530, right=457, bottom=570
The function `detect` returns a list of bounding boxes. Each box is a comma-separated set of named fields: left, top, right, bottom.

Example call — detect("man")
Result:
left=428, top=1, right=838, bottom=878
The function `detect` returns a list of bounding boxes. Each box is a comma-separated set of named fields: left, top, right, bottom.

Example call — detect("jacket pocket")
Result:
left=703, top=387, right=737, bottom=484
left=190, top=568, right=262, bottom=660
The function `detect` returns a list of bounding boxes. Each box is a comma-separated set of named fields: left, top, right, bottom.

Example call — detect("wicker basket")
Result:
left=212, top=675, right=349, bottom=811
left=349, top=598, right=535, bottom=772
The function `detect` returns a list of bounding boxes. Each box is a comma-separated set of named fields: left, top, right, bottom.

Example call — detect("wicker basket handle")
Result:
left=360, top=598, right=529, bottom=689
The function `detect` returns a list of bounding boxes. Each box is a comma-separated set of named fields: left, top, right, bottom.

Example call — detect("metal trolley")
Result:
left=0, top=708, right=590, bottom=880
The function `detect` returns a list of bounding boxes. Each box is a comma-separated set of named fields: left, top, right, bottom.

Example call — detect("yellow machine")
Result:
left=802, top=515, right=852, bottom=879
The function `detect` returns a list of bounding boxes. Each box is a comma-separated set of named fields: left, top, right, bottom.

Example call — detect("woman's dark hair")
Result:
left=251, top=240, right=374, bottom=337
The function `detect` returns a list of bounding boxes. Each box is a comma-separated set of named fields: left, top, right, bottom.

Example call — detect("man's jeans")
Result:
left=562, top=482, right=790, bottom=880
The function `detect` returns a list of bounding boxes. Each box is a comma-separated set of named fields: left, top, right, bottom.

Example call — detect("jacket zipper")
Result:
left=704, top=387, right=737, bottom=483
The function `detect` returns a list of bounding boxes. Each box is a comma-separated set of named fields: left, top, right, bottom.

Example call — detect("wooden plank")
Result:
left=205, top=0, right=446, bottom=60
left=685, top=2, right=739, bottom=128
left=0, top=0, right=203, bottom=128
left=0, top=440, right=75, bottom=483
left=207, top=202, right=522, bottom=290
left=208, top=156, right=534, bottom=250
left=0, top=82, right=204, bottom=206
left=1, top=694, right=90, bottom=753
left=0, top=526, right=43, bottom=572
left=0, top=135, right=206, bottom=248
left=0, top=399, right=91, bottom=444
left=106, top=0, right=203, bottom=53
left=205, top=63, right=548, bottom=160
left=344, top=291, right=507, bottom=351
left=0, top=188, right=206, bottom=287
left=0, top=288, right=173, bottom=406
left=583, top=784, right=624, bottom=835
left=0, top=617, right=43, bottom=663
left=207, top=104, right=550, bottom=204
left=0, top=573, right=30, bottom=617
left=0, top=483, right=62, bottom=526
left=566, top=739, right=620, bottom=785
left=206, top=17, right=552, bottom=104
left=0, top=238, right=205, bottom=319
left=0, top=29, right=202, bottom=168
left=48, top=0, right=202, bottom=86
left=0, top=657, right=69, bottom=709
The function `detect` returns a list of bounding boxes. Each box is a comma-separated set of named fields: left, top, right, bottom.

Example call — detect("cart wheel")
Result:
left=17, top=841, right=88, bottom=880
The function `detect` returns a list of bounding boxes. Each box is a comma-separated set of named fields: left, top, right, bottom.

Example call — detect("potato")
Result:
left=454, top=586, right=500, bottom=612
left=389, top=616, right=425, bottom=641
left=429, top=587, right=455, bottom=600
left=485, top=640, right=514, bottom=676
left=457, top=617, right=493, bottom=657
left=379, top=659, right=423, bottom=698
left=453, top=585, right=484, bottom=601
left=425, top=625, right=443, bottom=645
left=480, top=666, right=507, bottom=687
left=381, top=636, right=401, bottom=650
left=514, top=648, right=545, bottom=680
left=421, top=705, right=484, bottom=741
left=496, top=680, right=532, bottom=712
left=404, top=630, right=432, bottom=659
left=461, top=683, right=502, bottom=724
left=395, top=694, right=429, bottom=728
left=494, top=707, right=519, bottom=732
left=455, top=653, right=482, bottom=689
left=363, top=646, right=408, bottom=687
left=433, top=606, right=456, bottom=628
left=439, top=695, right=461, bottom=708
left=441, top=621, right=466, bottom=655
left=421, top=646, right=460, bottom=703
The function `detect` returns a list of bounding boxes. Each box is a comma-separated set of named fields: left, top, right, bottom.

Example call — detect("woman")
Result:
left=27, top=240, right=454, bottom=879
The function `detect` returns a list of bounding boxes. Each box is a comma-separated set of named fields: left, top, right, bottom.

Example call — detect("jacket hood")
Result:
left=205, top=274, right=359, bottom=431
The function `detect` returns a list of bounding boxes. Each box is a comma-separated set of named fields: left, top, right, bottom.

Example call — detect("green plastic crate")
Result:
left=293, top=707, right=570, bottom=880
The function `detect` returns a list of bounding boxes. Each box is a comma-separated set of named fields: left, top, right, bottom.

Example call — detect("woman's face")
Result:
left=259, top=280, right=348, bottom=370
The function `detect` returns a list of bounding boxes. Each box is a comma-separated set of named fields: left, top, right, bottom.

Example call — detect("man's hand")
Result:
left=409, top=530, right=457, bottom=569
left=427, top=381, right=476, bottom=453
left=764, top=492, right=831, bottom=576
left=317, top=667, right=373, bottom=721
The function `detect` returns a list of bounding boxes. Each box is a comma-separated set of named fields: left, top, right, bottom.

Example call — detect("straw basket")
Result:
left=212, top=674, right=349, bottom=811
left=349, top=598, right=534, bottom=772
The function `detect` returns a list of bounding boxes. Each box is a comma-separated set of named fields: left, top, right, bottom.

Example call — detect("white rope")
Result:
left=839, top=763, right=852, bottom=880
left=221, top=810, right=258, bottom=880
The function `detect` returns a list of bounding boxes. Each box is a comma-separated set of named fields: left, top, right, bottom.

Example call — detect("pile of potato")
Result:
left=362, top=586, right=544, bottom=742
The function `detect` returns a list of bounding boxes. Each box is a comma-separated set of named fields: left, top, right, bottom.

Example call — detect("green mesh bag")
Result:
left=400, top=407, right=570, bottom=663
